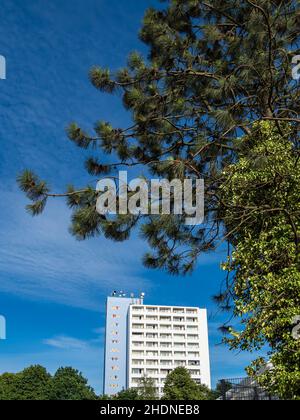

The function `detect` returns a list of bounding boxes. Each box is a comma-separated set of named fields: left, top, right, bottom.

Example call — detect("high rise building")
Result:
left=103, top=292, right=211, bottom=397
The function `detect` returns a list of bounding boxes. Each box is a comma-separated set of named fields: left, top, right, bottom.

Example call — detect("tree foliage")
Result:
left=136, top=376, right=158, bottom=400
left=112, top=388, right=140, bottom=400
left=48, top=367, right=97, bottom=400
left=219, top=121, right=300, bottom=400
left=162, top=367, right=214, bottom=400
left=17, top=0, right=300, bottom=399
left=0, top=366, right=97, bottom=400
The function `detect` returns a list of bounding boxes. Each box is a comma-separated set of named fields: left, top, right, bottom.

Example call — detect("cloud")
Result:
left=0, top=189, right=152, bottom=310
left=43, top=335, right=90, bottom=351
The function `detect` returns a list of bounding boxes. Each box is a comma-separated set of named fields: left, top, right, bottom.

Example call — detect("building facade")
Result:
left=103, top=293, right=211, bottom=397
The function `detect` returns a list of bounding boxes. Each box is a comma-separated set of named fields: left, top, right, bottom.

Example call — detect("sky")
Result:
left=0, top=0, right=265, bottom=393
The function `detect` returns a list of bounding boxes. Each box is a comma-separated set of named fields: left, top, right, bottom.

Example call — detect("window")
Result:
left=132, top=306, right=144, bottom=312
left=186, top=309, right=198, bottom=315
left=189, top=369, right=201, bottom=376
left=160, top=334, right=171, bottom=339
left=146, top=369, right=159, bottom=375
left=146, top=342, right=158, bottom=348
left=174, top=317, right=185, bottom=322
left=161, top=351, right=172, bottom=357
left=132, top=324, right=144, bottom=330
left=159, top=307, right=171, bottom=313
left=174, top=325, right=185, bottom=331
left=174, top=342, right=185, bottom=348
left=146, top=333, right=158, bottom=339
left=160, top=316, right=172, bottom=322
left=146, top=351, right=158, bottom=357
left=188, top=351, right=200, bottom=358
left=160, top=342, right=172, bottom=348
left=187, top=317, right=198, bottom=323
left=187, top=325, right=198, bottom=331
left=133, top=315, right=144, bottom=321
left=187, top=334, right=199, bottom=340
left=112, top=306, right=120, bottom=310
left=188, top=360, right=200, bottom=366
left=161, top=360, right=172, bottom=366
left=132, top=341, right=144, bottom=347
left=173, top=308, right=185, bottom=314
left=132, top=359, right=144, bottom=366
left=161, top=369, right=172, bottom=375
left=146, top=315, right=158, bottom=321
left=132, top=350, right=144, bottom=356
left=111, top=366, right=119, bottom=371
left=188, top=343, right=199, bottom=349
left=174, top=334, right=185, bottom=339
left=132, top=368, right=143, bottom=375
left=174, top=351, right=186, bottom=357
left=132, top=332, right=144, bottom=338
left=112, top=340, right=118, bottom=344
left=111, top=357, right=119, bottom=361
left=146, top=324, right=158, bottom=330
left=175, top=360, right=186, bottom=367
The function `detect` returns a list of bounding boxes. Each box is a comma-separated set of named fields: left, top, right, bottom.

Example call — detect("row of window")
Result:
left=132, top=331, right=199, bottom=339
left=131, top=360, right=200, bottom=367
left=132, top=306, right=198, bottom=315
left=132, top=316, right=199, bottom=323
left=131, top=359, right=200, bottom=367
left=130, top=369, right=201, bottom=382
left=132, top=341, right=199, bottom=347
left=132, top=350, right=200, bottom=357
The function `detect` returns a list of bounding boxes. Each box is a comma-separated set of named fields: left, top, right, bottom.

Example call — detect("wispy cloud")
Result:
left=0, top=189, right=151, bottom=310
left=43, top=335, right=90, bottom=351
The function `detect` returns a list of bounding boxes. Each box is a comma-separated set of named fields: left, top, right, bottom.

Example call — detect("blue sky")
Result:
left=0, top=0, right=264, bottom=393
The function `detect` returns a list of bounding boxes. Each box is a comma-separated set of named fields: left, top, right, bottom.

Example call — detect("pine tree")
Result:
left=18, top=1, right=300, bottom=398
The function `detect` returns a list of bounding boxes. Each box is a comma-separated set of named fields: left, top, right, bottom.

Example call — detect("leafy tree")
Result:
left=17, top=0, right=300, bottom=398
left=98, top=393, right=112, bottom=400
left=113, top=388, right=140, bottom=400
left=0, top=373, right=21, bottom=400
left=0, top=366, right=52, bottom=400
left=137, top=376, right=158, bottom=400
left=49, top=367, right=97, bottom=400
left=219, top=121, right=300, bottom=400
left=112, top=377, right=157, bottom=400
left=163, top=367, right=213, bottom=400
left=0, top=366, right=97, bottom=400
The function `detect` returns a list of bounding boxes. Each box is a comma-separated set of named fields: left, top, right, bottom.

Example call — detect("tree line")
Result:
left=0, top=366, right=219, bottom=400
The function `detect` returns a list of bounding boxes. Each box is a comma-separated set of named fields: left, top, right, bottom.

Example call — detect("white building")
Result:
left=127, top=303, right=211, bottom=397
left=103, top=292, right=211, bottom=397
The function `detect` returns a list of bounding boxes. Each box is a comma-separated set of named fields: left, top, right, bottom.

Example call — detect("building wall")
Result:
left=127, top=304, right=211, bottom=397
left=103, top=297, right=132, bottom=395
left=103, top=295, right=143, bottom=396
left=103, top=296, right=211, bottom=398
